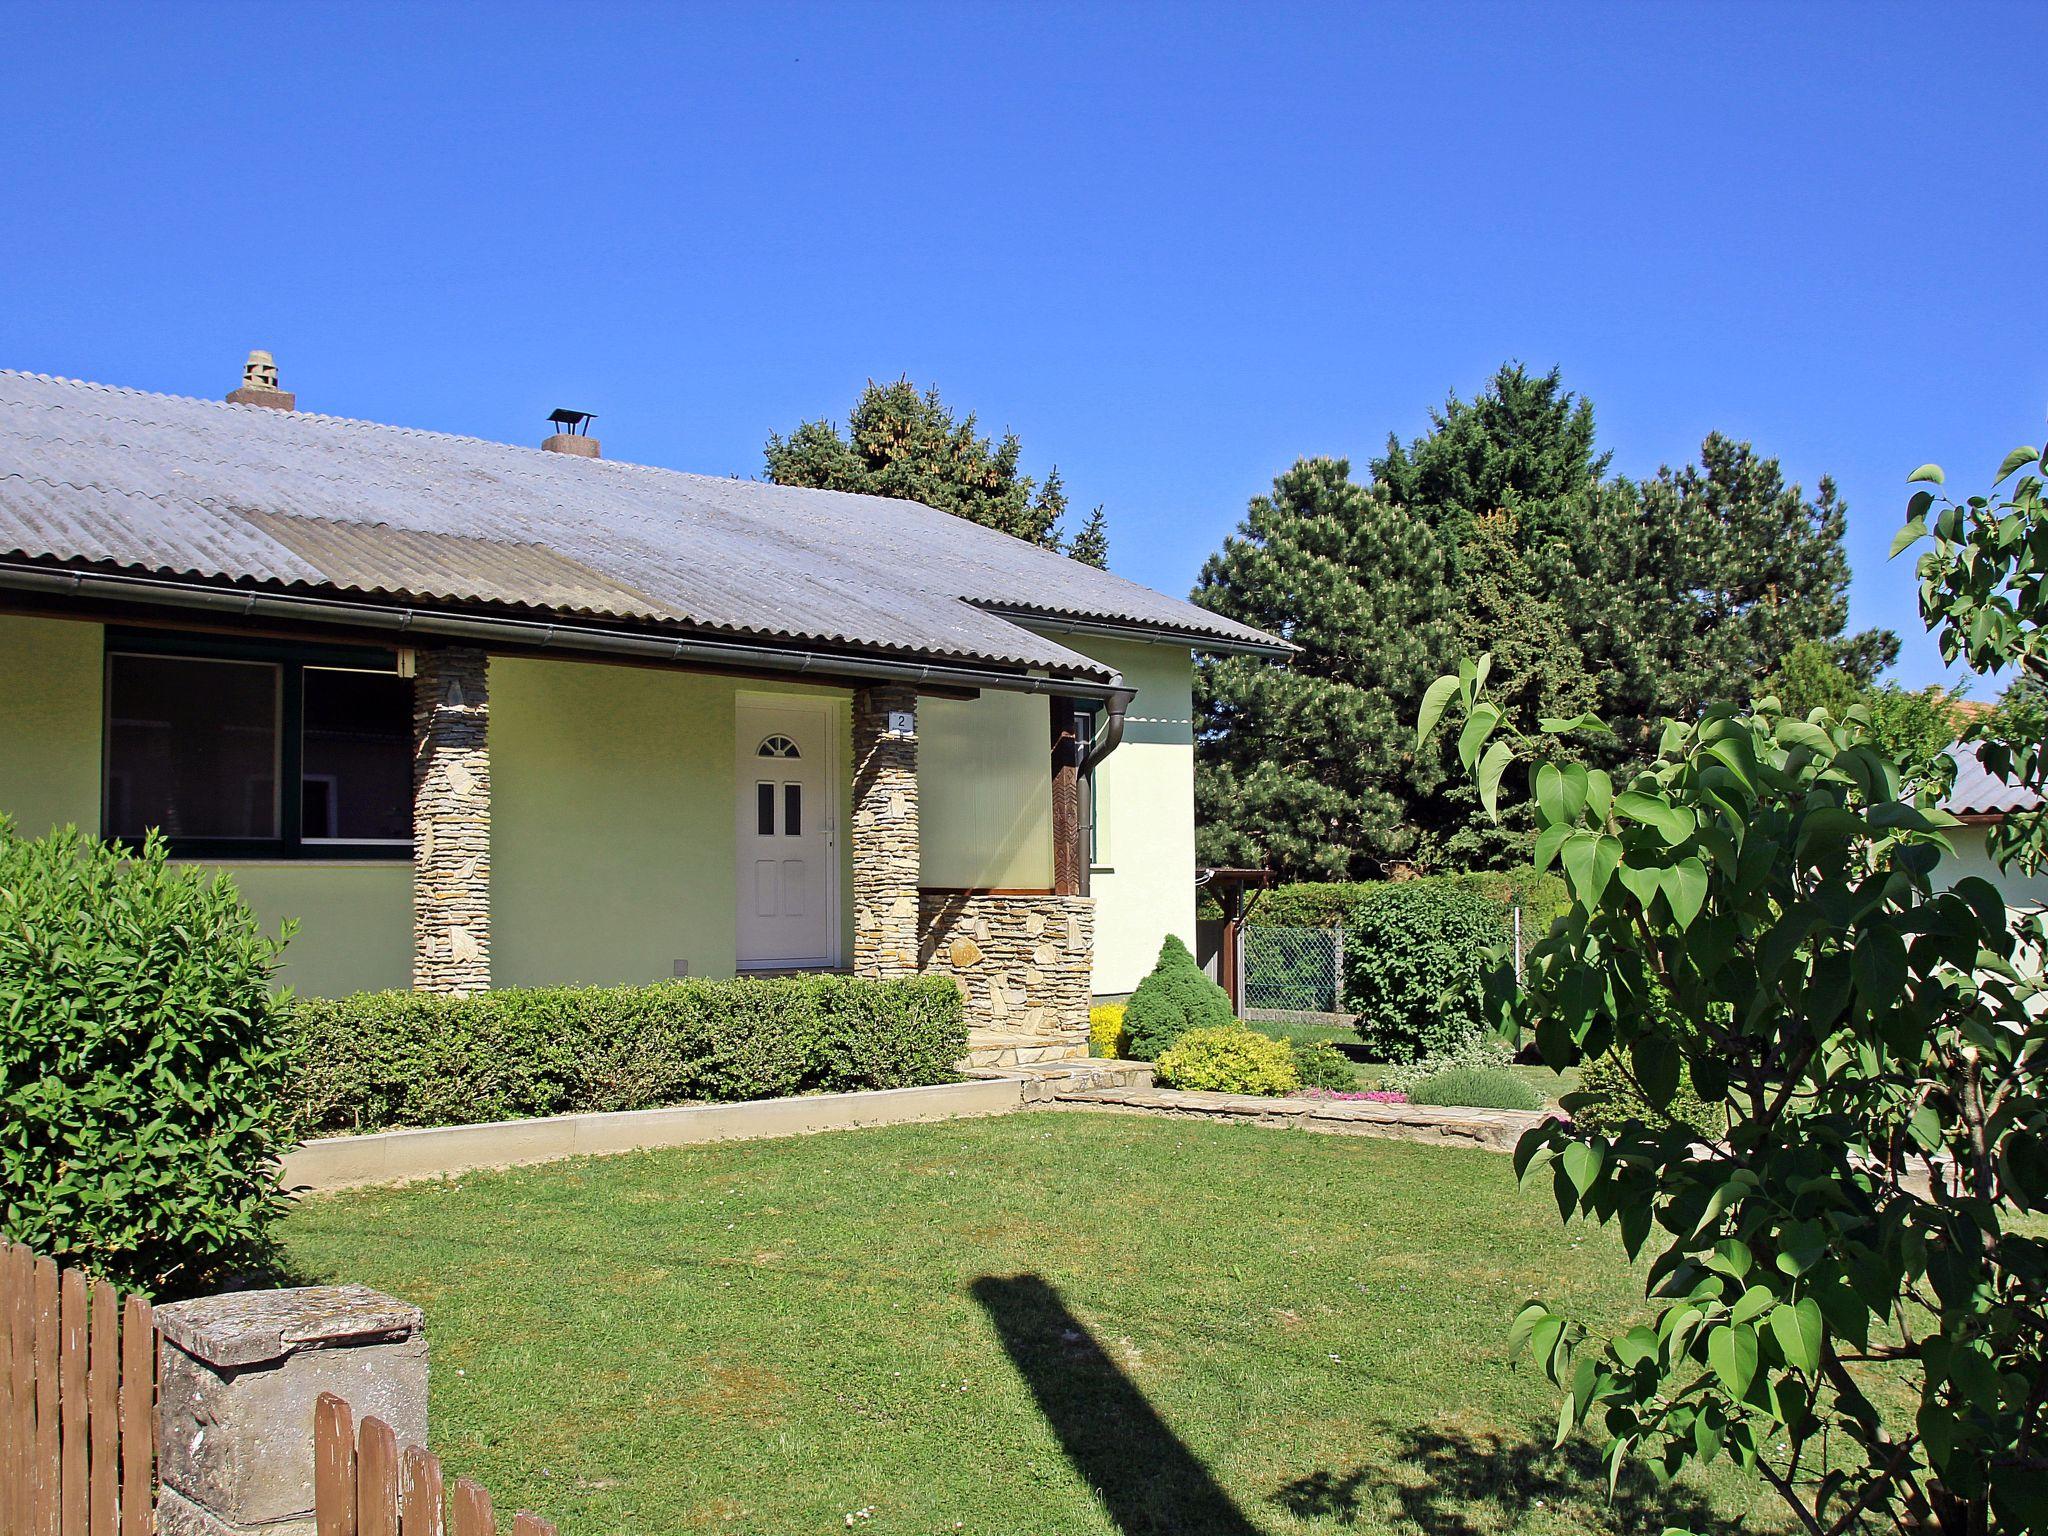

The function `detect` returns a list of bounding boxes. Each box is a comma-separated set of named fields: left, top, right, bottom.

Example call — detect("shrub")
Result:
left=1574, top=1048, right=1726, bottom=1140
left=0, top=822, right=292, bottom=1296
left=284, top=974, right=965, bottom=1138
left=1406, top=1065, right=1543, bottom=1112
left=1155, top=1027, right=1300, bottom=1095
left=1121, top=934, right=1234, bottom=1061
left=1375, top=1034, right=1517, bottom=1096
left=1089, top=1003, right=1129, bottom=1059
left=1343, top=880, right=1507, bottom=1062
left=1289, top=1039, right=1358, bottom=1091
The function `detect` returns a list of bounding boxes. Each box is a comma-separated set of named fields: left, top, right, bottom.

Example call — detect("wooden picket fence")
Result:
left=315, top=1394, right=558, bottom=1536
left=0, top=1238, right=156, bottom=1536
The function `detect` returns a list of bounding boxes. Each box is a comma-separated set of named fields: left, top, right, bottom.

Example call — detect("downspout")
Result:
left=1072, top=687, right=1135, bottom=898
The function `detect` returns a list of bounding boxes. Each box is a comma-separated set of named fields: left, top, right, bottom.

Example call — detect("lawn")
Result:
left=284, top=1112, right=1780, bottom=1536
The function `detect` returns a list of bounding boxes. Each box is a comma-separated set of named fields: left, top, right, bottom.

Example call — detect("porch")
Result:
left=0, top=611, right=1113, bottom=1055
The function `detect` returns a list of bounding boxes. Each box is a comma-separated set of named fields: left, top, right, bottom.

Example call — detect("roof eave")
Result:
left=0, top=560, right=1131, bottom=700
left=977, top=603, right=1296, bottom=659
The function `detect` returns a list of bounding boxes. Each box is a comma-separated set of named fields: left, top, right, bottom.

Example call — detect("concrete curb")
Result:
left=1053, top=1084, right=1548, bottom=1151
left=282, top=1076, right=1029, bottom=1191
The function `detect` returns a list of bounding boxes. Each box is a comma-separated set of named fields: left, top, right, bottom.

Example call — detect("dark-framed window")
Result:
left=103, top=630, right=413, bottom=859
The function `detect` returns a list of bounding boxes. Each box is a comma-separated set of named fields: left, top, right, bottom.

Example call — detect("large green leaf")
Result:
left=1478, top=738, right=1514, bottom=821
left=1907, top=462, right=1946, bottom=485
left=1661, top=858, right=1708, bottom=929
left=1993, top=444, right=2040, bottom=485
left=1415, top=674, right=1461, bottom=747
left=1708, top=1323, right=1758, bottom=1398
left=1769, top=1298, right=1824, bottom=1375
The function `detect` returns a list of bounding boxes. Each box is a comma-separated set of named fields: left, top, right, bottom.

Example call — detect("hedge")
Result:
left=282, top=974, right=967, bottom=1139
left=1249, top=870, right=1570, bottom=946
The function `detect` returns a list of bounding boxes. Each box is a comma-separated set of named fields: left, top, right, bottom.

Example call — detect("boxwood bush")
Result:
left=0, top=821, right=292, bottom=1296
left=282, top=973, right=965, bottom=1138
left=1154, top=1027, right=1299, bottom=1095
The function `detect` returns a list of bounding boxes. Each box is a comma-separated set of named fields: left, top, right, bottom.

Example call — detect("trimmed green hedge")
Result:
left=282, top=974, right=967, bottom=1139
left=1250, top=870, right=1570, bottom=943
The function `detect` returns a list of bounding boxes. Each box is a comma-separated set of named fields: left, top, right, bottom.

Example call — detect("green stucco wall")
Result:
left=919, top=690, right=1055, bottom=889
left=0, top=612, right=103, bottom=839
left=490, top=657, right=854, bottom=986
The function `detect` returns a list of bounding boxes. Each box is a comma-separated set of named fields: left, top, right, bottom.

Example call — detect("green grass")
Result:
left=284, top=1113, right=1780, bottom=1536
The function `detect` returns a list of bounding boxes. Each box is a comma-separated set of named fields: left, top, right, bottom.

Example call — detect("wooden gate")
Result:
left=315, top=1394, right=558, bottom=1536
left=0, top=1238, right=156, bottom=1536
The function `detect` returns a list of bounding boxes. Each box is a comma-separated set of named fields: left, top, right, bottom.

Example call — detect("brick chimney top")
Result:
left=226, top=350, right=295, bottom=411
left=542, top=407, right=599, bottom=458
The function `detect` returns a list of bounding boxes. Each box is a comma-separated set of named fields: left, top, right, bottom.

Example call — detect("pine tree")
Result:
left=1066, top=504, right=1109, bottom=568
left=1191, top=457, right=1454, bottom=879
left=764, top=378, right=1100, bottom=556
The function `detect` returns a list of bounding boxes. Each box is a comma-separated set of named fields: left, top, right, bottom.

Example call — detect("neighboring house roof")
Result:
left=0, top=370, right=1288, bottom=687
left=1940, top=743, right=2043, bottom=818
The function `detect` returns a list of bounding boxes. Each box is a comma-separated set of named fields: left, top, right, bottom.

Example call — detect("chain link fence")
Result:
left=1241, top=924, right=1348, bottom=1025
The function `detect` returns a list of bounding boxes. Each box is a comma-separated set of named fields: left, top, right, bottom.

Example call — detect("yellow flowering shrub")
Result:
left=1089, top=1003, right=1128, bottom=1058
left=1154, top=1027, right=1300, bottom=1096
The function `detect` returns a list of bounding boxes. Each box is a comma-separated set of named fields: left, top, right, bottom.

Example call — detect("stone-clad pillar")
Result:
left=852, top=684, right=919, bottom=979
left=412, top=648, right=490, bottom=995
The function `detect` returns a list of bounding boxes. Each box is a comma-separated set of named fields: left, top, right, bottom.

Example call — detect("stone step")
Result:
left=962, top=1032, right=1090, bottom=1069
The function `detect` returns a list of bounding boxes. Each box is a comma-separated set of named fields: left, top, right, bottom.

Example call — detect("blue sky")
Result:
left=4, top=2, right=2043, bottom=689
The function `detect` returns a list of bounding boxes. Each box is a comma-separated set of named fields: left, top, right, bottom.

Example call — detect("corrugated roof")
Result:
left=1941, top=743, right=2042, bottom=817
left=0, top=371, right=1287, bottom=683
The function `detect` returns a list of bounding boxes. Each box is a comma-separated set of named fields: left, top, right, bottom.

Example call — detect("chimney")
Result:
left=543, top=408, right=599, bottom=458
left=226, top=350, right=295, bottom=411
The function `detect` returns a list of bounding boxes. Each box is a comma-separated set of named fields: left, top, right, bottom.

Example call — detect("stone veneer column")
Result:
left=412, top=648, right=490, bottom=995
left=851, top=684, right=920, bottom=979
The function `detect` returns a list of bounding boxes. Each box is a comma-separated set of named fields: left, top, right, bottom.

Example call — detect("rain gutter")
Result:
left=0, top=561, right=1133, bottom=702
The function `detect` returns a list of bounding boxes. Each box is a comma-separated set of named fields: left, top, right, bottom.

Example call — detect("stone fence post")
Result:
left=154, top=1286, right=428, bottom=1536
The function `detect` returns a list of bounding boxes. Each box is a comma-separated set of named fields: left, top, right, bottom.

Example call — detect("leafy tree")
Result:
left=764, top=377, right=1105, bottom=562
left=1762, top=639, right=1962, bottom=785
left=1408, top=437, right=2048, bottom=1536
left=1191, top=456, right=1454, bottom=878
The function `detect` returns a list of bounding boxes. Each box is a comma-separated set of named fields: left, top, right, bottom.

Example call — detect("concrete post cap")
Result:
left=155, top=1285, right=423, bottom=1370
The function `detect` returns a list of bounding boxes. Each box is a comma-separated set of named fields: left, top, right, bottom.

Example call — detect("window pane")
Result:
left=303, top=668, right=413, bottom=841
left=783, top=782, right=802, bottom=837
left=757, top=781, right=776, bottom=836
left=107, top=655, right=279, bottom=840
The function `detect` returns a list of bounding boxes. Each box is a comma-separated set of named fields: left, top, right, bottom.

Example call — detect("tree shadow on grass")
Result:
left=1274, top=1420, right=1733, bottom=1535
left=971, top=1274, right=1262, bottom=1536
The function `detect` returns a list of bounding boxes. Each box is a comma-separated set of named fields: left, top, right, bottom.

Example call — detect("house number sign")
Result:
left=887, top=710, right=914, bottom=736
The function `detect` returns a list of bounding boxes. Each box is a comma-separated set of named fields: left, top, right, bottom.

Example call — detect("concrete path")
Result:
left=1052, top=1081, right=1548, bottom=1151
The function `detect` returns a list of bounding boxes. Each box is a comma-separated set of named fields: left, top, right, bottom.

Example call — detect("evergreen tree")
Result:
left=1066, top=504, right=1109, bottom=569
left=764, top=377, right=1104, bottom=560
left=1634, top=433, right=1897, bottom=724
left=1191, top=457, right=1454, bottom=878
left=1193, top=365, right=1901, bottom=875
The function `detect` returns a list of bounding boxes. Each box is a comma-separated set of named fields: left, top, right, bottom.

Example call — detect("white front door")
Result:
left=735, top=697, right=837, bottom=969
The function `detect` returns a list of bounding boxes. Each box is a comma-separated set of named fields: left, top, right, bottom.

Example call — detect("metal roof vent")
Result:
left=543, top=408, right=599, bottom=458
left=225, top=349, right=295, bottom=411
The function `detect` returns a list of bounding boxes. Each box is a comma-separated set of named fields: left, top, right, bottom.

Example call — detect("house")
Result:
left=0, top=356, right=1288, bottom=1060
left=1939, top=743, right=2048, bottom=910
